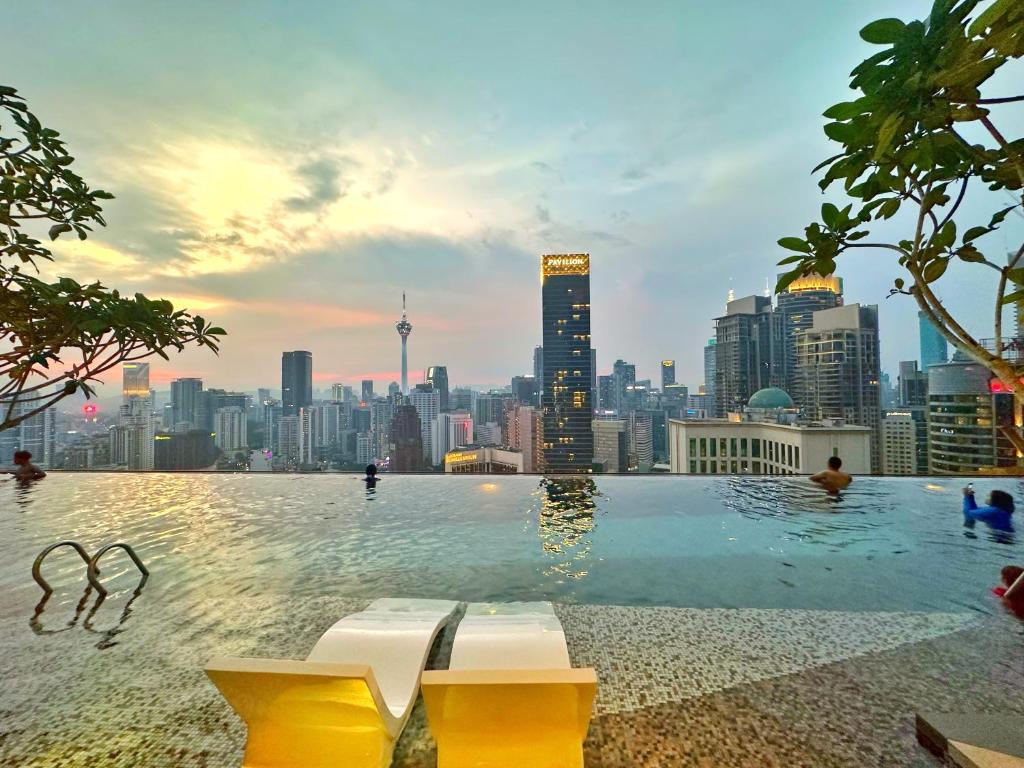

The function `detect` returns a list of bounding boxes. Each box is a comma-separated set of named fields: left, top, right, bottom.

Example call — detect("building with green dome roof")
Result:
left=747, top=387, right=795, bottom=410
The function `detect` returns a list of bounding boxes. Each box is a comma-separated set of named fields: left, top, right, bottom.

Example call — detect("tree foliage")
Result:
left=1, top=85, right=224, bottom=431
left=777, top=0, right=1024, bottom=395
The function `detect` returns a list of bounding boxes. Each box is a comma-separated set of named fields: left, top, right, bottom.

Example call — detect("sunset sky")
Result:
left=6, top=1, right=1023, bottom=395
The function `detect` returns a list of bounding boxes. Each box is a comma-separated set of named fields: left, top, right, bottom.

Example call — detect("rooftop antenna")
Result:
left=726, top=278, right=735, bottom=305
left=764, top=276, right=772, bottom=297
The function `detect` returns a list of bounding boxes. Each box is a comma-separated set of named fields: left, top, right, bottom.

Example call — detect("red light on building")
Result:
left=989, top=378, right=1024, bottom=393
left=83, top=404, right=98, bottom=415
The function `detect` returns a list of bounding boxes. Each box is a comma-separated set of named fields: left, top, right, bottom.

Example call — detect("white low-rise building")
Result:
left=668, top=418, right=872, bottom=475
left=444, top=446, right=524, bottom=473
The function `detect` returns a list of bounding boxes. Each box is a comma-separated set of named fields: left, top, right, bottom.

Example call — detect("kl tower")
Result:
left=395, top=292, right=413, bottom=394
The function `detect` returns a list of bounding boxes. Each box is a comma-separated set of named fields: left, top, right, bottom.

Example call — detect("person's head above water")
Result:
left=365, top=464, right=377, bottom=477
left=13, top=450, right=31, bottom=465
left=988, top=489, right=1014, bottom=513
left=827, top=456, right=842, bottom=470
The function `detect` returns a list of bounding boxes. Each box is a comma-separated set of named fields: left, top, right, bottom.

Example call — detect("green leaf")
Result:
left=879, top=198, right=901, bottom=219
left=777, top=237, right=812, bottom=253
left=1007, top=268, right=1024, bottom=285
left=894, top=277, right=905, bottom=290
left=47, top=223, right=71, bottom=240
left=923, top=259, right=949, bottom=282
left=968, top=0, right=1014, bottom=35
left=860, top=17, right=907, bottom=44
left=874, top=113, right=902, bottom=160
left=962, top=226, right=990, bottom=242
left=956, top=245, right=985, bottom=262
left=1002, top=290, right=1024, bottom=306
left=821, top=203, right=840, bottom=228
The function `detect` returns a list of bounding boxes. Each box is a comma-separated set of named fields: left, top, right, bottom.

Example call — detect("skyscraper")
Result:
left=541, top=253, right=594, bottom=473
left=281, top=351, right=313, bottom=416
left=919, top=311, right=949, bottom=369
left=361, top=379, right=374, bottom=403
left=611, top=360, right=636, bottom=413
left=426, top=366, right=449, bottom=411
left=408, top=387, right=440, bottom=465
left=122, top=362, right=150, bottom=399
left=776, top=274, right=843, bottom=392
left=661, top=360, right=676, bottom=390
left=396, top=293, right=413, bottom=394
left=794, top=304, right=882, bottom=471
left=391, top=405, right=423, bottom=472
left=170, top=377, right=203, bottom=429
left=928, top=359, right=1015, bottom=473
left=703, top=339, right=717, bottom=417
left=713, top=296, right=782, bottom=416
left=898, top=360, right=928, bottom=406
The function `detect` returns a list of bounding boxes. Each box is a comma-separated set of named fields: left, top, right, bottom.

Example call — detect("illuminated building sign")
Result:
left=542, top=254, right=590, bottom=278
left=445, top=450, right=481, bottom=465
left=785, top=274, right=842, bottom=294
left=82, top=404, right=98, bottom=415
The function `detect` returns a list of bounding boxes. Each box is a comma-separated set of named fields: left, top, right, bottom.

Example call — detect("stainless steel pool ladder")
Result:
left=32, top=541, right=149, bottom=597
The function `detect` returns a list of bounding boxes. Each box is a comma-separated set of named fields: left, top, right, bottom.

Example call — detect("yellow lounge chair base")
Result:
left=206, top=658, right=401, bottom=768
left=422, top=668, right=597, bottom=768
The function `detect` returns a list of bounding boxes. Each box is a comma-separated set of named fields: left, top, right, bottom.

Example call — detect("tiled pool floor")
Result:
left=2, top=594, right=1022, bottom=767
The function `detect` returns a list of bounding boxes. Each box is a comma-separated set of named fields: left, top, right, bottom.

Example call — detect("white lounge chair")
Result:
left=421, top=601, right=597, bottom=768
left=206, top=597, right=458, bottom=768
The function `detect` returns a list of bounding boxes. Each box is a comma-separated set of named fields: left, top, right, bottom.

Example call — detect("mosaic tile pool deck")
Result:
left=2, top=593, right=1022, bottom=767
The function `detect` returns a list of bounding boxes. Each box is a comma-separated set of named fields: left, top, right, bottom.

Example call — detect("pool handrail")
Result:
left=31, top=540, right=92, bottom=594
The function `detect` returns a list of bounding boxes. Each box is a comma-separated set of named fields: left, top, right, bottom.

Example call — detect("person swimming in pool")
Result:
left=810, top=456, right=852, bottom=495
left=12, top=450, right=46, bottom=483
left=363, top=463, right=379, bottom=490
left=962, top=485, right=1015, bottom=533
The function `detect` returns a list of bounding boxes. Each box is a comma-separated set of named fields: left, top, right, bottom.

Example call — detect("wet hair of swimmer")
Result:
left=13, top=450, right=32, bottom=463
left=827, top=456, right=842, bottom=470
left=365, top=464, right=377, bottom=477
left=989, top=489, right=1014, bottom=513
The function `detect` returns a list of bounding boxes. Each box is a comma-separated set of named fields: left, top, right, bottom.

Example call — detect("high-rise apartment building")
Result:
left=661, top=360, right=676, bottom=390
left=897, top=360, right=928, bottom=407
left=703, top=339, right=717, bottom=417
left=919, top=311, right=949, bottom=369
left=793, top=304, right=882, bottom=472
left=450, top=387, right=477, bottom=414
left=541, top=253, right=594, bottom=473
left=927, top=359, right=1016, bottom=474
left=0, top=401, right=56, bottom=467
left=426, top=366, right=449, bottom=411
left=511, top=375, right=539, bottom=405
left=881, top=409, right=928, bottom=475
left=776, top=274, right=843, bottom=391
left=213, top=406, right=247, bottom=452
left=370, top=398, right=396, bottom=460
left=533, top=346, right=544, bottom=386
left=122, top=362, right=150, bottom=399
left=592, top=418, right=627, bottom=472
left=713, top=296, right=782, bottom=416
left=277, top=414, right=304, bottom=468
left=153, top=430, right=217, bottom=470
left=611, top=360, right=636, bottom=413
left=506, top=404, right=541, bottom=472
left=433, top=410, right=473, bottom=466
left=281, top=351, right=313, bottom=416
left=361, top=379, right=374, bottom=403
left=170, top=378, right=203, bottom=429
left=391, top=405, right=423, bottom=472
left=408, top=388, right=440, bottom=465
left=628, top=410, right=654, bottom=472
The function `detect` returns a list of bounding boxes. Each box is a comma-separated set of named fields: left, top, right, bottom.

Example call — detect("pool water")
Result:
left=1, top=473, right=1022, bottom=768
left=2, top=474, right=1018, bottom=616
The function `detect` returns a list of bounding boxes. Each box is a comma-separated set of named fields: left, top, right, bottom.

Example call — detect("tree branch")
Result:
left=980, top=114, right=1024, bottom=190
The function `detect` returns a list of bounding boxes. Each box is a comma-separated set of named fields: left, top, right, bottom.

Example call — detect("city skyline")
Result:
left=6, top=1, right=1022, bottom=397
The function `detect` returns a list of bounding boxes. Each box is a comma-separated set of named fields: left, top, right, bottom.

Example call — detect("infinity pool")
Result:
left=1, top=474, right=1022, bottom=767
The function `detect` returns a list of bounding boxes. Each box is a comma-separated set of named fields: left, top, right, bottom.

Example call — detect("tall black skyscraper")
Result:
left=541, top=253, right=594, bottom=473
left=426, top=366, right=449, bottom=411
left=281, top=351, right=313, bottom=416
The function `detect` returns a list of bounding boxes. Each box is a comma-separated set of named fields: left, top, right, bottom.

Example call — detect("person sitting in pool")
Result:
left=11, top=450, right=46, bottom=482
left=962, top=486, right=1014, bottom=533
left=810, top=456, right=852, bottom=494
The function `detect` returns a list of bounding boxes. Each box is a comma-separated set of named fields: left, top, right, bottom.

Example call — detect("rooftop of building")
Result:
left=668, top=417, right=872, bottom=433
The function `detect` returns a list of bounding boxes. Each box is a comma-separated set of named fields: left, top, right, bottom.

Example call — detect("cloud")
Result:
left=536, top=205, right=551, bottom=223
left=284, top=156, right=352, bottom=212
